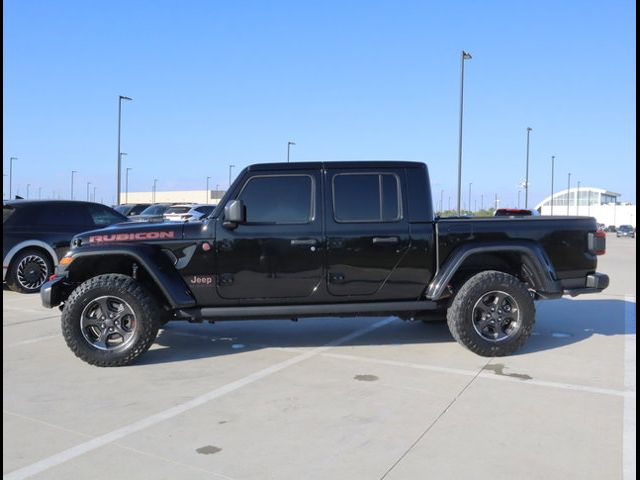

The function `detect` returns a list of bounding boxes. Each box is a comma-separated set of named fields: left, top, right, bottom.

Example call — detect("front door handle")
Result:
left=291, top=238, right=318, bottom=246
left=372, top=236, right=399, bottom=245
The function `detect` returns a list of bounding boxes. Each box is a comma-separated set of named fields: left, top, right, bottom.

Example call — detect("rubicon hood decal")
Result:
left=89, top=231, right=176, bottom=243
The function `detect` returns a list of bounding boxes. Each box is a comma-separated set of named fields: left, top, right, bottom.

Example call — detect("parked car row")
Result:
left=597, top=224, right=636, bottom=236
left=115, top=203, right=216, bottom=222
left=3, top=199, right=218, bottom=294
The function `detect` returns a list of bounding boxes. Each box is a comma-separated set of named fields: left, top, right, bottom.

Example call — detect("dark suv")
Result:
left=3, top=201, right=127, bottom=293
left=616, top=225, right=635, bottom=238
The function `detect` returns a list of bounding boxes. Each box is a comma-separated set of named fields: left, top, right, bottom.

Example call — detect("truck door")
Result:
left=215, top=169, right=323, bottom=301
left=324, top=168, right=411, bottom=298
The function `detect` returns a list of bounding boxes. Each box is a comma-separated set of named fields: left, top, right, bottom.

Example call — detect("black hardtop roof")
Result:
left=3, top=200, right=106, bottom=207
left=246, top=161, right=426, bottom=171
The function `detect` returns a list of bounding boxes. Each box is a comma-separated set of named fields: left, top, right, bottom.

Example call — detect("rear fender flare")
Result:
left=426, top=241, right=560, bottom=300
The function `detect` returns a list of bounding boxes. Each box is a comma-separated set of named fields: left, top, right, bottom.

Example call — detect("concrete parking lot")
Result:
left=3, top=235, right=636, bottom=480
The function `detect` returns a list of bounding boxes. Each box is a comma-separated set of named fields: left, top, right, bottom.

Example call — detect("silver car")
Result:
left=163, top=204, right=216, bottom=222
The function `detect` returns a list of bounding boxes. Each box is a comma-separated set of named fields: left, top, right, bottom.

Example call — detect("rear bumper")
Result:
left=40, top=276, right=69, bottom=308
left=563, top=273, right=610, bottom=297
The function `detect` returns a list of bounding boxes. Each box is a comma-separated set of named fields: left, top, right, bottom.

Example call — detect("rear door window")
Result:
left=333, top=173, right=401, bottom=222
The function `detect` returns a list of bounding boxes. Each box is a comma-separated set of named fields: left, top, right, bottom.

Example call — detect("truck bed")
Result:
left=436, top=216, right=599, bottom=280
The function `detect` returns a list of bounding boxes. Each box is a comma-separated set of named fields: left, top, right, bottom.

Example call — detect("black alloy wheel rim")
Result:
left=80, top=296, right=137, bottom=351
left=472, top=290, right=521, bottom=342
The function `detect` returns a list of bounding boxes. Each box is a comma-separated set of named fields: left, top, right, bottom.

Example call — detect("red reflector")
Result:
left=48, top=274, right=57, bottom=281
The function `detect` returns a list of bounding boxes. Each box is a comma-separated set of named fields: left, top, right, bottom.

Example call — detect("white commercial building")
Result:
left=120, top=190, right=226, bottom=205
left=536, top=187, right=635, bottom=228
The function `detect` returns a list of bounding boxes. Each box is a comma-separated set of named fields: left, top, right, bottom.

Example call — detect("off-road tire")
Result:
left=6, top=248, right=53, bottom=294
left=447, top=270, right=535, bottom=357
left=61, top=274, right=161, bottom=367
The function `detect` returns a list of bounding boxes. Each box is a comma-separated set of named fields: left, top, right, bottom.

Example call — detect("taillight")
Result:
left=591, top=230, right=606, bottom=255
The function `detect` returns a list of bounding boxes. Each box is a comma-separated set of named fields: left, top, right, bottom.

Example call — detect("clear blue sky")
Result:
left=3, top=0, right=636, bottom=207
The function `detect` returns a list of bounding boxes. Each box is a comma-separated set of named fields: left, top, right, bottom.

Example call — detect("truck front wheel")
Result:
left=61, top=274, right=162, bottom=367
left=447, top=270, right=535, bottom=357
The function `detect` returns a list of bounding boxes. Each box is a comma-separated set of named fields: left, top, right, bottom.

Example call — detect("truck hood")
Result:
left=72, top=222, right=185, bottom=248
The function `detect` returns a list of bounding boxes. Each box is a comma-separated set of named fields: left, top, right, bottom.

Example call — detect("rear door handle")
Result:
left=372, top=236, right=399, bottom=245
left=290, top=238, right=318, bottom=246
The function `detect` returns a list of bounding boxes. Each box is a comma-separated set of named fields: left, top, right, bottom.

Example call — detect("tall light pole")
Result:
left=93, top=186, right=97, bottom=202
left=125, top=168, right=132, bottom=203
left=440, top=190, right=444, bottom=213
left=228, top=165, right=235, bottom=188
left=206, top=176, right=211, bottom=204
left=576, top=181, right=581, bottom=215
left=152, top=179, right=158, bottom=203
left=550, top=155, right=555, bottom=215
left=71, top=170, right=78, bottom=200
left=9, top=157, right=18, bottom=199
left=86, top=182, right=91, bottom=201
left=567, top=172, right=571, bottom=215
left=287, top=141, right=296, bottom=163
left=517, top=190, right=521, bottom=208
left=480, top=193, right=484, bottom=211
left=456, top=51, right=472, bottom=215
left=494, top=193, right=499, bottom=210
left=116, top=95, right=133, bottom=205
left=468, top=182, right=472, bottom=213
left=524, top=127, right=532, bottom=208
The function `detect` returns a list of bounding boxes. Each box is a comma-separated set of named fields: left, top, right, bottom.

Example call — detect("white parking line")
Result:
left=2, top=317, right=395, bottom=480
left=322, top=352, right=634, bottom=398
left=624, top=295, right=636, bottom=480
left=2, top=305, right=53, bottom=315
left=3, top=334, right=60, bottom=349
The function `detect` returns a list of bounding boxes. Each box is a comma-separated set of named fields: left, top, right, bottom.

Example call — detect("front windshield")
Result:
left=140, top=204, right=170, bottom=215
left=113, top=205, right=129, bottom=214
left=165, top=206, right=191, bottom=214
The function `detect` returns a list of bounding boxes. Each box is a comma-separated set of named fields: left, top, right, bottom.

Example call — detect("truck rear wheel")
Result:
left=61, top=274, right=161, bottom=367
left=447, top=270, right=535, bottom=357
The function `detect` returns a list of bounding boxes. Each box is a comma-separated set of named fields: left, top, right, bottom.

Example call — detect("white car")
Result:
left=163, top=204, right=216, bottom=222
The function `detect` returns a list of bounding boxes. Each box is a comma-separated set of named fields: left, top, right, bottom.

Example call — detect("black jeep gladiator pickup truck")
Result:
left=41, top=161, right=609, bottom=366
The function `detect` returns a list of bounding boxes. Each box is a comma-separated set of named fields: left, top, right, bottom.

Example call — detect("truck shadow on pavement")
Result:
left=138, top=298, right=632, bottom=365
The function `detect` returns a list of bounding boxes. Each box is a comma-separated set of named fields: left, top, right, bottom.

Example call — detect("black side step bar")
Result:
left=175, top=300, right=438, bottom=321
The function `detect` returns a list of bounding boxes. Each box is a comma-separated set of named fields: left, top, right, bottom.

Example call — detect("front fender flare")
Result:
left=63, top=245, right=196, bottom=309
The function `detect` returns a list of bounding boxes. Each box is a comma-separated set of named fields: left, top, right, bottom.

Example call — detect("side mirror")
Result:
left=223, top=199, right=245, bottom=228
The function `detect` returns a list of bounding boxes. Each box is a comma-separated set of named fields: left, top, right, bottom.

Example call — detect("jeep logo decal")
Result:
left=189, top=275, right=214, bottom=286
